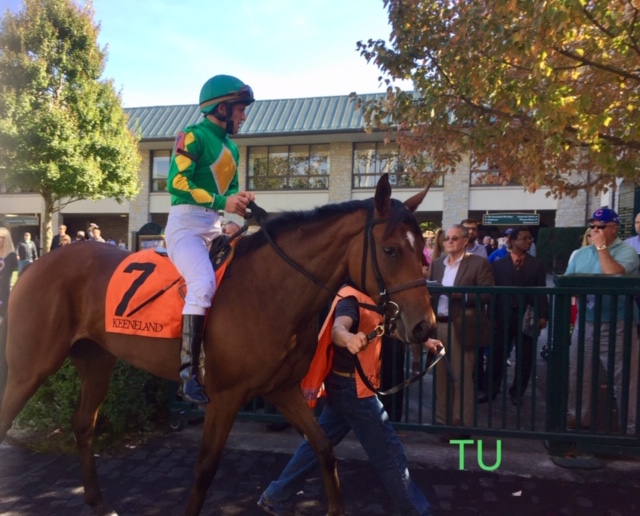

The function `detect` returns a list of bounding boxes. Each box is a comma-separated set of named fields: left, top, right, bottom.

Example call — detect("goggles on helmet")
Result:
left=229, top=85, right=254, bottom=102
left=200, top=84, right=254, bottom=113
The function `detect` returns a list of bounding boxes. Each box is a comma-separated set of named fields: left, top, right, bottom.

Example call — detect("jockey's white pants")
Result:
left=165, top=204, right=222, bottom=316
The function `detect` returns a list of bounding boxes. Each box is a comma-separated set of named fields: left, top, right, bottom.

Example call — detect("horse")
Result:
left=0, top=174, right=435, bottom=515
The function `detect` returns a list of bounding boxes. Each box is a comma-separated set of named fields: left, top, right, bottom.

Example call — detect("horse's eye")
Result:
left=383, top=247, right=398, bottom=257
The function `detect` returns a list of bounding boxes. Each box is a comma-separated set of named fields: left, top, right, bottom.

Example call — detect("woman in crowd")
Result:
left=0, top=227, right=18, bottom=343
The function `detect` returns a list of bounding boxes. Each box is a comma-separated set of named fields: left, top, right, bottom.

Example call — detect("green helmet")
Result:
left=199, top=75, right=255, bottom=115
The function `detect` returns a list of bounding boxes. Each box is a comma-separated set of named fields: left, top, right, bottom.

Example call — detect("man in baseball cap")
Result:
left=565, top=206, right=639, bottom=434
left=588, top=207, right=620, bottom=225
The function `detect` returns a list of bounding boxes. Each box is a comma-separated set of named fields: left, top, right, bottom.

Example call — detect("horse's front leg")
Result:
left=267, top=387, right=344, bottom=516
left=184, top=392, right=242, bottom=516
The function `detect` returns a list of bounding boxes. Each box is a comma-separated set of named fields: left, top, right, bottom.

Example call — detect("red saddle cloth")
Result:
left=105, top=245, right=235, bottom=338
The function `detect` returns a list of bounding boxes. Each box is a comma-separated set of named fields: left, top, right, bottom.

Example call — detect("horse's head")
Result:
left=348, top=174, right=435, bottom=345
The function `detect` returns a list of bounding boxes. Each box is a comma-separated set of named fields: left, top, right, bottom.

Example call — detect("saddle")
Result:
left=105, top=238, right=237, bottom=339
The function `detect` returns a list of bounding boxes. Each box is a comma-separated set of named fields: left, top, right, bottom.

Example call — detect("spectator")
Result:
left=17, top=232, right=38, bottom=275
left=0, top=227, right=18, bottom=334
left=461, top=218, right=488, bottom=258
left=429, top=224, right=494, bottom=438
left=420, top=230, right=435, bottom=278
left=624, top=212, right=640, bottom=334
left=74, top=230, right=86, bottom=242
left=51, top=224, right=68, bottom=250
left=565, top=208, right=639, bottom=434
left=480, top=227, right=548, bottom=406
left=92, top=228, right=106, bottom=243
left=489, top=228, right=513, bottom=263
left=568, top=227, right=592, bottom=265
left=624, top=212, right=640, bottom=255
left=483, top=235, right=494, bottom=256
left=432, top=228, right=445, bottom=261
left=87, top=223, right=99, bottom=240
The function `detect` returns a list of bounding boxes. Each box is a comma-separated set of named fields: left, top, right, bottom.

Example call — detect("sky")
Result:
left=1, top=0, right=411, bottom=107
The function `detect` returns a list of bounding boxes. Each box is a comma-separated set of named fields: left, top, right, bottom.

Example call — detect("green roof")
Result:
left=125, top=93, right=383, bottom=140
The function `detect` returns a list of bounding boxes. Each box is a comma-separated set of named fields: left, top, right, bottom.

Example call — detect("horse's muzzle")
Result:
left=411, top=320, right=433, bottom=343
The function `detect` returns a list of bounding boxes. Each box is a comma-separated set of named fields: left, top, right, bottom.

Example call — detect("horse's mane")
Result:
left=235, top=197, right=422, bottom=257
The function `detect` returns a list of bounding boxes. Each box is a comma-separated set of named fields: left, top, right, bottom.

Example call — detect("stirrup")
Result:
left=179, top=378, right=210, bottom=405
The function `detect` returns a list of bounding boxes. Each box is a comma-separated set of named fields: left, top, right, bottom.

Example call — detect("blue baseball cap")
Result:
left=591, top=208, right=620, bottom=224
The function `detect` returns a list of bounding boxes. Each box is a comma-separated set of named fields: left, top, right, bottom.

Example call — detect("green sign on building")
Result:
left=482, top=213, right=540, bottom=226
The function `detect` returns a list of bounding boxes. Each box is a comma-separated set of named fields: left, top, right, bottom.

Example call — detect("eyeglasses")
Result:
left=515, top=236, right=533, bottom=241
left=444, top=236, right=464, bottom=242
left=588, top=224, right=611, bottom=230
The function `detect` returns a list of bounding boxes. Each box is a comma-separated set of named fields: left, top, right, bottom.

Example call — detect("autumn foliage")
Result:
left=356, top=0, right=640, bottom=197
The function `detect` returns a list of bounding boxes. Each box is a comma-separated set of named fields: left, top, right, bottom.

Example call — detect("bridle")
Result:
left=359, top=203, right=428, bottom=336
left=248, top=200, right=426, bottom=333
left=247, top=200, right=445, bottom=395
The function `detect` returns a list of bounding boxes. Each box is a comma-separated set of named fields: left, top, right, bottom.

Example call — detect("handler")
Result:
left=258, top=284, right=440, bottom=515
left=165, top=74, right=255, bottom=404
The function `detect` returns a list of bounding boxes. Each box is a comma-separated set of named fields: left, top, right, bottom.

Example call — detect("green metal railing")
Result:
left=232, top=276, right=640, bottom=455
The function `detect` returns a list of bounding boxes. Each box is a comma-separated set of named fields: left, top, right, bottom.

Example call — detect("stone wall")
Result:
left=441, top=154, right=471, bottom=228
left=328, top=142, right=353, bottom=203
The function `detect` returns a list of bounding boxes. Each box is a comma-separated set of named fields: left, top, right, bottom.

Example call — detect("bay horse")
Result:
left=0, top=174, right=435, bottom=515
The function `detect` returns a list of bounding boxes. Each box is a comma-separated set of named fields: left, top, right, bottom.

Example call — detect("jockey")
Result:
left=164, top=74, right=256, bottom=404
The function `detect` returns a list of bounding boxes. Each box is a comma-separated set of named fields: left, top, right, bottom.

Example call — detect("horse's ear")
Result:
left=375, top=173, right=392, bottom=216
left=404, top=181, right=431, bottom=213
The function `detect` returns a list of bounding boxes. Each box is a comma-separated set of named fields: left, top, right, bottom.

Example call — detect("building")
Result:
left=1, top=93, right=638, bottom=250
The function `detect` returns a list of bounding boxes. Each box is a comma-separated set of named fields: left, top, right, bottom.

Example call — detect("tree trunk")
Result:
left=41, top=196, right=54, bottom=254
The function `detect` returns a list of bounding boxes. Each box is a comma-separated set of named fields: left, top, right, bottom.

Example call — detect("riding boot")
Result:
left=179, top=314, right=210, bottom=405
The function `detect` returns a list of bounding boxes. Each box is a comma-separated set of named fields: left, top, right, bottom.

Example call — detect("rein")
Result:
left=247, top=200, right=437, bottom=395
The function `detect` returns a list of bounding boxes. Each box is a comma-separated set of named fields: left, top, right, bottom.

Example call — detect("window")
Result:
left=151, top=150, right=171, bottom=192
left=352, top=142, right=441, bottom=188
left=247, top=144, right=329, bottom=190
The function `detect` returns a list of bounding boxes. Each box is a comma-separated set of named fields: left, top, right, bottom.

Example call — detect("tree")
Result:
left=356, top=0, right=640, bottom=197
left=0, top=0, right=141, bottom=251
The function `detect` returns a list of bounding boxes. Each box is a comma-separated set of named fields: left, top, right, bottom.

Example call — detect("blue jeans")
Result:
left=262, top=372, right=430, bottom=515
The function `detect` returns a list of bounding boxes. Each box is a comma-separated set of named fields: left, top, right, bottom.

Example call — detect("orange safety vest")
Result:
left=301, top=286, right=383, bottom=407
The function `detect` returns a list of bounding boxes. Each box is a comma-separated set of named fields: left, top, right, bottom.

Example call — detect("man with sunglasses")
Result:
left=565, top=208, right=639, bottom=434
left=164, top=74, right=256, bottom=404
left=429, top=225, right=494, bottom=438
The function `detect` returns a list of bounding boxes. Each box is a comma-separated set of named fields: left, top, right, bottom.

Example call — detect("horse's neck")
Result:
left=250, top=211, right=366, bottom=318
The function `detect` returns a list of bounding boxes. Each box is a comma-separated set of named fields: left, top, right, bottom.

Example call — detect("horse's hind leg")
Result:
left=0, top=343, right=69, bottom=444
left=184, top=391, right=244, bottom=516
left=266, top=387, right=344, bottom=516
left=68, top=341, right=117, bottom=516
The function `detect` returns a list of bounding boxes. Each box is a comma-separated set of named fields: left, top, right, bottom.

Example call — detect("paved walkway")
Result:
left=1, top=419, right=639, bottom=515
